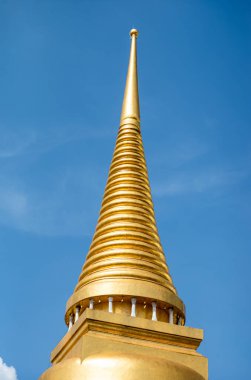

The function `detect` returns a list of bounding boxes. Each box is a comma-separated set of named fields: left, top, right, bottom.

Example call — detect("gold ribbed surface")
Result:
left=75, top=117, right=176, bottom=294
left=65, top=29, right=184, bottom=319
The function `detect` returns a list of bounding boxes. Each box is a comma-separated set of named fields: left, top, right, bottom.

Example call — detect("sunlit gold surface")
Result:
left=40, top=309, right=207, bottom=380
left=39, top=29, right=208, bottom=380
left=65, top=27, right=184, bottom=322
left=40, top=356, right=204, bottom=380
left=121, top=30, right=139, bottom=122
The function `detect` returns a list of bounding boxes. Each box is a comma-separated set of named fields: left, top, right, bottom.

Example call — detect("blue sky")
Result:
left=0, top=1, right=250, bottom=379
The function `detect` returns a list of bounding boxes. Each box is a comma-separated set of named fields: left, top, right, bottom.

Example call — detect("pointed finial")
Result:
left=120, top=29, right=140, bottom=123
left=130, top=28, right=138, bottom=38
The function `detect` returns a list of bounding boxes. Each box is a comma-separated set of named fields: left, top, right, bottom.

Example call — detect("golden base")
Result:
left=39, top=309, right=208, bottom=380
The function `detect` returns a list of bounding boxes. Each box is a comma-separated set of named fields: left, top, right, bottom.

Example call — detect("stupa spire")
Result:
left=65, top=28, right=185, bottom=325
left=39, top=29, right=208, bottom=380
left=120, top=29, right=140, bottom=123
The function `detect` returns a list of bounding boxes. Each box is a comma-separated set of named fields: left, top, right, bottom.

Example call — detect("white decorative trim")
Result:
left=168, top=307, right=174, bottom=324
left=108, top=297, right=113, bottom=313
left=152, top=301, right=157, bottom=321
left=74, top=306, right=80, bottom=322
left=131, top=298, right=137, bottom=317
left=68, top=314, right=73, bottom=330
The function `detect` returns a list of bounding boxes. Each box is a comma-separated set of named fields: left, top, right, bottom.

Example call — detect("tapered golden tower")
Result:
left=39, top=29, right=208, bottom=380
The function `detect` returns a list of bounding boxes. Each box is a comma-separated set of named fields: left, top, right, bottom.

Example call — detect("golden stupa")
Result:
left=39, top=29, right=208, bottom=380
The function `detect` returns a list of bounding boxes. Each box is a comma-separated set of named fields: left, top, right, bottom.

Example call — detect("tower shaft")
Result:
left=65, top=28, right=184, bottom=326
left=39, top=29, right=208, bottom=380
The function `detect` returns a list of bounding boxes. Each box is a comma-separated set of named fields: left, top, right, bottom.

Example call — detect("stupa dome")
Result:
left=40, top=353, right=204, bottom=380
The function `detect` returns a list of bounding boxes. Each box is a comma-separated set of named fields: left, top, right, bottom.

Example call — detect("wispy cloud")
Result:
left=0, top=122, right=113, bottom=236
left=0, top=129, right=36, bottom=158
left=151, top=137, right=209, bottom=167
left=0, top=123, right=112, bottom=159
left=0, top=189, right=27, bottom=219
left=152, top=169, right=247, bottom=197
left=0, top=168, right=103, bottom=237
left=0, top=357, right=18, bottom=380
